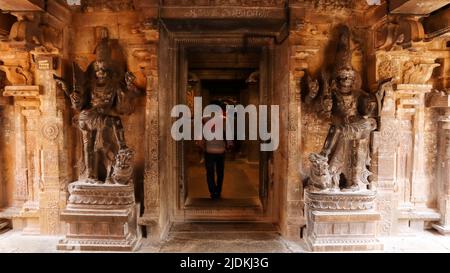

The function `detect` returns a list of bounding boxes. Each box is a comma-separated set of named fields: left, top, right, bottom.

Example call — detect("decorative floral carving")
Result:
left=305, top=190, right=376, bottom=210
left=402, top=60, right=440, bottom=84
left=67, top=182, right=135, bottom=208
left=41, top=123, right=60, bottom=141
left=377, top=55, right=395, bottom=81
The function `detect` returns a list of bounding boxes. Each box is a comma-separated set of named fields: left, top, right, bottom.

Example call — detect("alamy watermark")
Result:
left=171, top=97, right=279, bottom=152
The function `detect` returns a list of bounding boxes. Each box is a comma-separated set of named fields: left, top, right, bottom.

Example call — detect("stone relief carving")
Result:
left=54, top=36, right=142, bottom=185
left=375, top=19, right=406, bottom=52
left=163, top=0, right=285, bottom=6
left=41, top=122, right=60, bottom=142
left=402, top=60, right=440, bottom=85
left=81, top=0, right=135, bottom=12
left=304, top=72, right=320, bottom=105
left=0, top=61, right=33, bottom=86
left=306, top=25, right=392, bottom=193
left=291, top=0, right=356, bottom=11
left=7, top=13, right=62, bottom=53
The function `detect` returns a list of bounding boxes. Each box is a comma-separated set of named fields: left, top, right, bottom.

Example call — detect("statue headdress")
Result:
left=334, top=25, right=356, bottom=80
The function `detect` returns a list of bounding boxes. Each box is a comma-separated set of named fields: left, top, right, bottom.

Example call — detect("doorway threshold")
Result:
left=185, top=197, right=261, bottom=208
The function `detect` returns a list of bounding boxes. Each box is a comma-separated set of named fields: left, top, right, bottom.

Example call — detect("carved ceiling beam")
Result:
left=389, top=0, right=449, bottom=15
left=423, top=6, right=450, bottom=40
left=0, top=0, right=45, bottom=12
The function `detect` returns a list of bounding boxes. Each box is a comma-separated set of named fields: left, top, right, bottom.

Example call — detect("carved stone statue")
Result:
left=55, top=37, right=140, bottom=185
left=308, top=26, right=390, bottom=192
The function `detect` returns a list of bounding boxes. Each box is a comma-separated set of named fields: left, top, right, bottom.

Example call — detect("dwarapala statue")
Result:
left=306, top=26, right=392, bottom=192
left=55, top=37, right=141, bottom=185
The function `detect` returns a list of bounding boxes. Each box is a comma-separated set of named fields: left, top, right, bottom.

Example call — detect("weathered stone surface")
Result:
left=304, top=190, right=383, bottom=252
left=58, top=182, right=140, bottom=251
left=0, top=0, right=449, bottom=253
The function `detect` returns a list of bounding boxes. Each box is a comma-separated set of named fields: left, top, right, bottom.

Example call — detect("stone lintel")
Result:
left=160, top=6, right=286, bottom=20
left=389, top=0, right=449, bottom=15
left=0, top=0, right=45, bottom=12
left=311, top=211, right=381, bottom=223
left=3, top=85, right=40, bottom=98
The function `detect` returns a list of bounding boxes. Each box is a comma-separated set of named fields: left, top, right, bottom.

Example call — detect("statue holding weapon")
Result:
left=54, top=37, right=141, bottom=185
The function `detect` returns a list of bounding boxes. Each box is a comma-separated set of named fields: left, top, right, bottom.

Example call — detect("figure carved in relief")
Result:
left=307, top=25, right=392, bottom=192
left=55, top=37, right=141, bottom=185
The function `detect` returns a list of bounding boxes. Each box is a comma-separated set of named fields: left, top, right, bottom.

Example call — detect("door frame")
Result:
left=166, top=32, right=278, bottom=222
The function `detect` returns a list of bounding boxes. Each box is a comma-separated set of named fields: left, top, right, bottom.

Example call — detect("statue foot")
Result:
left=84, top=177, right=99, bottom=184
left=329, top=187, right=340, bottom=193
left=342, top=184, right=360, bottom=192
left=105, top=178, right=116, bottom=185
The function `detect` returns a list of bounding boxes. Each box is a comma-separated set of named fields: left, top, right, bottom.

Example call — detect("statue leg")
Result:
left=321, top=125, right=342, bottom=158
left=81, top=129, right=97, bottom=181
left=111, top=117, right=128, bottom=150
left=105, top=150, right=115, bottom=184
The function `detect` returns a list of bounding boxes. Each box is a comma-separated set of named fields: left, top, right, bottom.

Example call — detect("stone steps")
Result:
left=170, top=222, right=279, bottom=233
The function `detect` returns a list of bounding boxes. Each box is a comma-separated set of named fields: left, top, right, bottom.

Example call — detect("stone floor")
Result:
left=1, top=223, right=450, bottom=253
left=187, top=159, right=260, bottom=200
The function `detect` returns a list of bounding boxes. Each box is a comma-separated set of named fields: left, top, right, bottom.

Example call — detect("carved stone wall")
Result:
left=370, top=15, right=447, bottom=233
left=0, top=0, right=449, bottom=249
left=0, top=1, right=73, bottom=235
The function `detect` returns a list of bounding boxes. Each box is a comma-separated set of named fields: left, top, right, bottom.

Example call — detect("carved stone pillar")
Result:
left=130, top=37, right=160, bottom=239
left=372, top=80, right=398, bottom=235
left=286, top=44, right=319, bottom=238
left=395, top=83, right=441, bottom=231
left=33, top=53, right=68, bottom=235
left=140, top=71, right=160, bottom=237
left=428, top=93, right=450, bottom=234
left=374, top=49, right=441, bottom=233
left=3, top=85, right=41, bottom=234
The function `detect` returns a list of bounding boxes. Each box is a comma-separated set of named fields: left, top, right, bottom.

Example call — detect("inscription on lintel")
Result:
left=161, top=7, right=285, bottom=19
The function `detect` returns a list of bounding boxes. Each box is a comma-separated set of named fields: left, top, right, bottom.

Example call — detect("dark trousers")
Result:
left=204, top=152, right=225, bottom=197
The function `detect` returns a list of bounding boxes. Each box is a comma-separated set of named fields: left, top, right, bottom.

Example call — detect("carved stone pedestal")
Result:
left=57, top=181, right=139, bottom=252
left=304, top=190, right=383, bottom=252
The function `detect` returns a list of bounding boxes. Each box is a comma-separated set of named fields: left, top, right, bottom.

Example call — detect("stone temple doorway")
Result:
left=170, top=39, right=276, bottom=222
left=185, top=78, right=263, bottom=208
left=184, top=47, right=264, bottom=211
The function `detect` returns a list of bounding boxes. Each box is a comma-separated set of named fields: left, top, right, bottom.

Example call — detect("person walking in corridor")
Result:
left=198, top=101, right=233, bottom=199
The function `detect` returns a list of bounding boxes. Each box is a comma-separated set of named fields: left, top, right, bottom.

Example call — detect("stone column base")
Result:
left=12, top=210, right=40, bottom=235
left=304, top=190, right=383, bottom=252
left=57, top=181, right=140, bottom=252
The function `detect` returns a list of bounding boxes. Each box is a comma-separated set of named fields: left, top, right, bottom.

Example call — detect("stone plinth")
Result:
left=57, top=181, right=139, bottom=252
left=304, top=189, right=383, bottom=252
